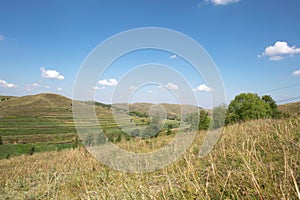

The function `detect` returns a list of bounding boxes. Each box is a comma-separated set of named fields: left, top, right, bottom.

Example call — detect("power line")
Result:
left=276, top=96, right=300, bottom=104
left=259, top=82, right=300, bottom=95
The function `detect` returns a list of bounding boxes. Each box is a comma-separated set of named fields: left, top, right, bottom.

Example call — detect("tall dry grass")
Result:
left=0, top=118, right=299, bottom=199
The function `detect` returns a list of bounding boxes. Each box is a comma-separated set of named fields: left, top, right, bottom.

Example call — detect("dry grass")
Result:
left=0, top=118, right=299, bottom=199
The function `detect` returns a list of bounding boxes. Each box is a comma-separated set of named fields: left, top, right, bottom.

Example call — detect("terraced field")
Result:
left=0, top=93, right=183, bottom=159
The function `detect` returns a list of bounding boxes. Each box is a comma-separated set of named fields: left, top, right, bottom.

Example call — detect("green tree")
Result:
left=225, top=93, right=269, bottom=125
left=262, top=95, right=282, bottom=118
left=185, top=112, right=199, bottom=130
left=0, top=136, right=3, bottom=145
left=211, top=104, right=227, bottom=129
left=198, top=110, right=210, bottom=130
left=28, top=146, right=35, bottom=155
left=96, top=134, right=107, bottom=145
left=85, top=133, right=95, bottom=146
left=115, top=135, right=122, bottom=143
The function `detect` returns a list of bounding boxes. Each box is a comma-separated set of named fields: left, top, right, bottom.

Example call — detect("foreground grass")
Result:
left=0, top=118, right=299, bottom=199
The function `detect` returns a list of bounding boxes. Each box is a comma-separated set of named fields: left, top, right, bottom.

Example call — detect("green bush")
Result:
left=225, top=93, right=284, bottom=125
left=199, top=110, right=210, bottom=130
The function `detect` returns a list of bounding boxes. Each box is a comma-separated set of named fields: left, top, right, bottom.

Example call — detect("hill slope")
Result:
left=278, top=101, right=300, bottom=116
left=0, top=93, right=72, bottom=117
left=0, top=118, right=299, bottom=199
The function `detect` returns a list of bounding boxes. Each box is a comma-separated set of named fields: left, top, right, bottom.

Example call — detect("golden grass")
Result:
left=0, top=118, right=299, bottom=199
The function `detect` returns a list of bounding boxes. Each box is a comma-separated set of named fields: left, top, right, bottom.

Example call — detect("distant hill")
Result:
left=113, top=102, right=202, bottom=119
left=278, top=101, right=300, bottom=116
left=0, top=93, right=73, bottom=117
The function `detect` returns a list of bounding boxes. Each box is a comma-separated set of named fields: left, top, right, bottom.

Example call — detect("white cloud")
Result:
left=170, top=54, right=177, bottom=59
left=44, top=85, right=50, bottom=89
left=206, top=0, right=239, bottom=5
left=193, top=84, right=212, bottom=92
left=32, top=83, right=39, bottom=87
left=293, top=69, right=300, bottom=76
left=148, top=90, right=152, bottom=93
left=129, top=86, right=135, bottom=90
left=166, top=82, right=178, bottom=90
left=57, top=87, right=62, bottom=91
left=269, top=55, right=284, bottom=61
left=0, top=35, right=4, bottom=41
left=92, top=86, right=105, bottom=90
left=259, top=41, right=300, bottom=61
left=98, top=78, right=118, bottom=86
left=40, top=67, right=64, bottom=80
left=0, top=80, right=17, bottom=88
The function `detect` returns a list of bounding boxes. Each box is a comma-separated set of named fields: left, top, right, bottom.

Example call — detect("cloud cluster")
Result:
left=259, top=41, right=300, bottom=61
left=166, top=82, right=178, bottom=90
left=0, top=80, right=17, bottom=88
left=206, top=0, right=239, bottom=5
left=0, top=35, right=4, bottom=41
left=193, top=84, right=212, bottom=92
left=293, top=69, right=300, bottom=76
left=170, top=54, right=177, bottom=59
left=98, top=78, right=118, bottom=86
left=40, top=67, right=64, bottom=80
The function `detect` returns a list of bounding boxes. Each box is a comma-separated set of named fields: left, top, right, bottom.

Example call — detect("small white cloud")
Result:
left=166, top=82, right=178, bottom=90
left=148, top=90, right=152, bottom=93
left=193, top=84, right=212, bottom=92
left=206, top=0, right=239, bottom=5
left=0, top=80, right=17, bottom=88
left=44, top=85, right=50, bottom=89
left=259, top=41, right=300, bottom=61
left=98, top=78, right=118, bottom=86
left=269, top=56, right=285, bottom=61
left=170, top=54, right=177, bottom=59
left=92, top=86, right=99, bottom=90
left=129, top=86, right=135, bottom=90
left=57, top=88, right=62, bottom=91
left=40, top=67, right=64, bottom=80
left=92, top=86, right=105, bottom=90
left=293, top=69, right=300, bottom=76
left=32, top=83, right=39, bottom=87
left=0, top=35, right=5, bottom=41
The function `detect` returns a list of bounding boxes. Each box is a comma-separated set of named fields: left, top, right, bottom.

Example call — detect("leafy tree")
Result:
left=115, top=135, right=122, bottom=143
left=96, top=134, right=107, bottom=145
left=225, top=93, right=269, bottom=125
left=28, top=146, right=35, bottom=155
left=185, top=112, right=199, bottom=130
left=166, top=128, right=172, bottom=135
left=211, top=104, right=227, bottom=129
left=131, top=129, right=140, bottom=137
left=262, top=95, right=282, bottom=118
left=85, top=133, right=95, bottom=146
left=198, top=110, right=210, bottom=130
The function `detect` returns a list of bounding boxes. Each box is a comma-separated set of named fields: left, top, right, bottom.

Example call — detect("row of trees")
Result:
left=189, top=93, right=287, bottom=131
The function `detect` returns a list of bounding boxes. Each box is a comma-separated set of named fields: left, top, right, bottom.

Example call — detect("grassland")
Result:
left=0, top=93, right=299, bottom=199
left=0, top=93, right=182, bottom=158
left=0, top=117, right=299, bottom=199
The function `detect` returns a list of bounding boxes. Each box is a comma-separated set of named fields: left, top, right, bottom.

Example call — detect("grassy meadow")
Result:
left=0, top=117, right=299, bottom=199
left=0, top=93, right=299, bottom=199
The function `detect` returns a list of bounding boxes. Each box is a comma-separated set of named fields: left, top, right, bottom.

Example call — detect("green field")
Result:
left=0, top=93, right=184, bottom=159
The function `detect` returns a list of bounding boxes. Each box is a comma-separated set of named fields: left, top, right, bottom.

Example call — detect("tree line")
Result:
left=186, top=93, right=289, bottom=131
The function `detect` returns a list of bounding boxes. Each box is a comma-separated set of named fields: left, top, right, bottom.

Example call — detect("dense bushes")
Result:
left=225, top=93, right=285, bottom=125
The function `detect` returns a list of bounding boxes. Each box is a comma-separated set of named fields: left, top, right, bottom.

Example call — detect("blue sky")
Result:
left=1, top=0, right=300, bottom=108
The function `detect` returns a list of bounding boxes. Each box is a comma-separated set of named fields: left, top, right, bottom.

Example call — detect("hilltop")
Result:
left=0, top=93, right=72, bottom=117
